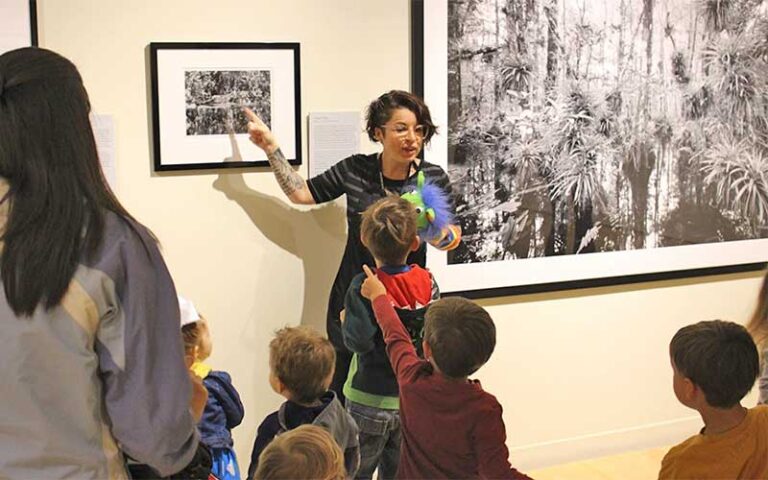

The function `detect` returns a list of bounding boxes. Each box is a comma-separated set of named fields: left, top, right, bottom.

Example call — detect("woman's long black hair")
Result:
left=0, top=47, right=139, bottom=316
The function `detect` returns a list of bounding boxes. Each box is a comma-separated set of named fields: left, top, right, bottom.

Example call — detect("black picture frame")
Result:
left=149, top=42, right=302, bottom=172
left=29, top=0, right=38, bottom=46
left=410, top=0, right=766, bottom=299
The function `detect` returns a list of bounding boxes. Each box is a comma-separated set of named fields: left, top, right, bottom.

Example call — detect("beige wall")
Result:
left=38, top=0, right=765, bottom=472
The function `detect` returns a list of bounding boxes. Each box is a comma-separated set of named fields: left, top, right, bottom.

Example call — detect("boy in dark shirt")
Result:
left=359, top=268, right=531, bottom=480
left=247, top=327, right=359, bottom=480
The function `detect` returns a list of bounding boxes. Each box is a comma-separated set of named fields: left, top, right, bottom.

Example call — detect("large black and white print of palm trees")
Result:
left=447, top=0, right=768, bottom=265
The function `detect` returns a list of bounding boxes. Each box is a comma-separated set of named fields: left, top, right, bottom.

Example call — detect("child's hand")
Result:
left=361, top=265, right=387, bottom=301
left=184, top=352, right=208, bottom=421
left=244, top=108, right=279, bottom=153
left=189, top=370, right=208, bottom=422
left=339, top=309, right=346, bottom=324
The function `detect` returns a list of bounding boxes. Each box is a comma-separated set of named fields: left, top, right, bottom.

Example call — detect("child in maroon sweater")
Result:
left=359, top=265, right=531, bottom=480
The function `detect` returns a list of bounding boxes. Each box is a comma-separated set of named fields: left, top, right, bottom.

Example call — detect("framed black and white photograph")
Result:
left=412, top=0, right=768, bottom=297
left=150, top=42, right=301, bottom=171
left=0, top=0, right=37, bottom=54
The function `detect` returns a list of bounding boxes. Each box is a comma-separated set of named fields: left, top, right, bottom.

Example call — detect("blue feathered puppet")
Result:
left=401, top=171, right=460, bottom=250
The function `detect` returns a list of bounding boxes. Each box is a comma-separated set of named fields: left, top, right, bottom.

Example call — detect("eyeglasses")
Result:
left=383, top=123, right=427, bottom=139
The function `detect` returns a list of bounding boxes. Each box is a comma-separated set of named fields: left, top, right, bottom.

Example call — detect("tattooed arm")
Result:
left=266, top=148, right=315, bottom=204
left=244, top=108, right=315, bottom=205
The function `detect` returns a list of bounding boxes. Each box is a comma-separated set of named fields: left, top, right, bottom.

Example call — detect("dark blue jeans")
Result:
left=345, top=400, right=401, bottom=480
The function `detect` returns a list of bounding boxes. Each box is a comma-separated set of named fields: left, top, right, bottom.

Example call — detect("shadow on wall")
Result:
left=212, top=133, right=347, bottom=333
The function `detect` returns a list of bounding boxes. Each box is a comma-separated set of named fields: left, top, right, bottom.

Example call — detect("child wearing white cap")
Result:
left=180, top=295, right=245, bottom=480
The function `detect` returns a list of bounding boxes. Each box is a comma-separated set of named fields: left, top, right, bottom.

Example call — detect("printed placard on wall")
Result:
left=149, top=42, right=301, bottom=171
left=412, top=0, right=767, bottom=297
left=0, top=0, right=37, bottom=54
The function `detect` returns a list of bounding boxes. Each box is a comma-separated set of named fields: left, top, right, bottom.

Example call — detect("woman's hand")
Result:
left=360, top=265, right=387, bottom=301
left=242, top=107, right=315, bottom=204
left=428, top=224, right=462, bottom=251
left=244, top=108, right=279, bottom=154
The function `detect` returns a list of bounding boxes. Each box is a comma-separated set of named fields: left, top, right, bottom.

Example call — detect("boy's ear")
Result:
left=422, top=340, right=432, bottom=359
left=681, top=377, right=699, bottom=403
left=184, top=352, right=195, bottom=369
left=275, top=378, right=289, bottom=395
left=323, top=370, right=335, bottom=391
left=410, top=236, right=421, bottom=252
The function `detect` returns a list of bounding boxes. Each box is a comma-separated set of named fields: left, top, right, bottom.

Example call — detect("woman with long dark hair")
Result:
left=747, top=270, right=768, bottom=404
left=0, top=47, right=209, bottom=479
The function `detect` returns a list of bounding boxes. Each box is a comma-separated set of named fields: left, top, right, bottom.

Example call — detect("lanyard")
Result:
left=378, top=154, right=419, bottom=194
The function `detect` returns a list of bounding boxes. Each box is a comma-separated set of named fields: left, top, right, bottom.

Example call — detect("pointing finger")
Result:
left=243, top=107, right=262, bottom=125
left=363, top=264, right=376, bottom=278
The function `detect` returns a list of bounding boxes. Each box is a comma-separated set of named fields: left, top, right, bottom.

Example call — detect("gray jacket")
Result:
left=0, top=205, right=199, bottom=479
left=277, top=392, right=360, bottom=478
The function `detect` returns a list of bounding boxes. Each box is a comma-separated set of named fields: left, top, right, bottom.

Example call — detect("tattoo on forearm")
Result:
left=267, top=148, right=304, bottom=197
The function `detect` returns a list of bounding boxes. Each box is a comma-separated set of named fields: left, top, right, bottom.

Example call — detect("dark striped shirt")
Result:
left=306, top=153, right=453, bottom=349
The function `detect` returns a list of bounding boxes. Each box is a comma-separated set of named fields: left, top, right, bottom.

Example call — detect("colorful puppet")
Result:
left=401, top=171, right=461, bottom=251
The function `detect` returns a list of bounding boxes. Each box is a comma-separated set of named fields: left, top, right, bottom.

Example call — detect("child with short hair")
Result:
left=359, top=269, right=531, bottom=479
left=253, top=424, right=346, bottom=480
left=342, top=195, right=439, bottom=479
left=179, top=296, right=245, bottom=480
left=659, top=320, right=768, bottom=479
left=247, top=326, right=359, bottom=480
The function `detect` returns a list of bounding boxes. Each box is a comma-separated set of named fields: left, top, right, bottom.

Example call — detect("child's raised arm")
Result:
left=360, top=265, right=424, bottom=382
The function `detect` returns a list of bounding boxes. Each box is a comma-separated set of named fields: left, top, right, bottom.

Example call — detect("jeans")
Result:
left=346, top=400, right=401, bottom=480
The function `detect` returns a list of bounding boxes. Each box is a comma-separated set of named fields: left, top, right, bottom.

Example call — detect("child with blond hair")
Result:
left=253, top=424, right=346, bottom=480
left=180, top=296, right=245, bottom=480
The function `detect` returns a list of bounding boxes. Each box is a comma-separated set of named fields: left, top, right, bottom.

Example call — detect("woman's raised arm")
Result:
left=244, top=108, right=315, bottom=205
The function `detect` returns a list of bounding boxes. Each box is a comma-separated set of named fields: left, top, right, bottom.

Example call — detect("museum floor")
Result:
left=529, top=447, right=669, bottom=480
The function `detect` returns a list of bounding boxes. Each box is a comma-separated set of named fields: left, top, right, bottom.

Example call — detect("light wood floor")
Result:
left=528, top=447, right=669, bottom=480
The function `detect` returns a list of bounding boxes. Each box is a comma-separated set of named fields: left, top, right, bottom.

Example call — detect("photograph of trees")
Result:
left=447, top=0, right=768, bottom=265
left=184, top=70, right=271, bottom=136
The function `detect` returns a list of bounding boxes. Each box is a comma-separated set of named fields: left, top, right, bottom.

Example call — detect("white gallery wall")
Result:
left=37, top=0, right=765, bottom=471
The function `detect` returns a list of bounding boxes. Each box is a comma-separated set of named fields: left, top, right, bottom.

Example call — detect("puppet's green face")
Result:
left=402, top=172, right=436, bottom=231
left=400, top=170, right=452, bottom=245
left=401, top=190, right=431, bottom=230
